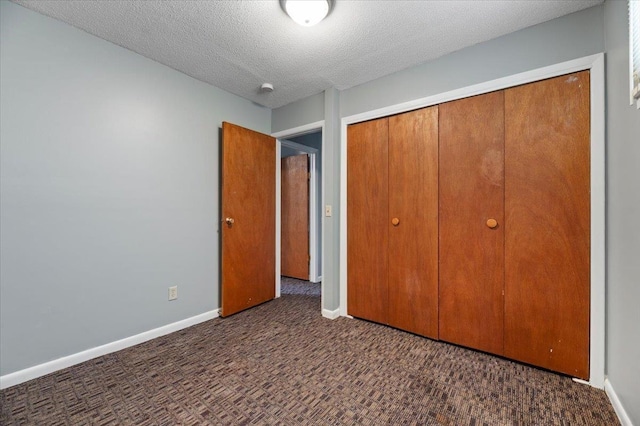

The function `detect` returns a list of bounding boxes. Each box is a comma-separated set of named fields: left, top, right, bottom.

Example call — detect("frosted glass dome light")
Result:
left=281, top=0, right=333, bottom=27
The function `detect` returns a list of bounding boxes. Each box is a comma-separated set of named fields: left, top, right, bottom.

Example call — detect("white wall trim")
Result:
left=340, top=53, right=606, bottom=388
left=589, top=53, right=606, bottom=389
left=308, top=152, right=319, bottom=283
left=275, top=141, right=282, bottom=298
left=280, top=139, right=320, bottom=283
left=272, top=120, right=325, bottom=139
left=280, top=139, right=320, bottom=155
left=0, top=309, right=220, bottom=390
left=322, top=308, right=340, bottom=320
left=605, top=378, right=634, bottom=426
left=342, top=54, right=604, bottom=125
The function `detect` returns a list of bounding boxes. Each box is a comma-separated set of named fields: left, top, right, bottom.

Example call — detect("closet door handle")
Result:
left=486, top=218, right=498, bottom=229
left=391, top=218, right=400, bottom=226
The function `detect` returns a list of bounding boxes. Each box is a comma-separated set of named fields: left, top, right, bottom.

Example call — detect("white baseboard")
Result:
left=572, top=377, right=592, bottom=386
left=322, top=308, right=340, bottom=320
left=571, top=377, right=606, bottom=390
left=0, top=309, right=220, bottom=390
left=605, top=378, right=634, bottom=426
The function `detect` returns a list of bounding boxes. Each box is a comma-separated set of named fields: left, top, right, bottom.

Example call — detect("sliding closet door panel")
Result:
left=504, top=71, right=590, bottom=379
left=439, top=91, right=505, bottom=355
left=347, top=119, right=389, bottom=324
left=388, top=106, right=439, bottom=339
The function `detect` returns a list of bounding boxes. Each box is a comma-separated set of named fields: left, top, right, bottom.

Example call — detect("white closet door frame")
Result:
left=339, top=53, right=605, bottom=389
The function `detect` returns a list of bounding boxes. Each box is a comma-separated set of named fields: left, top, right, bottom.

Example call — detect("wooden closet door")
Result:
left=388, top=107, right=439, bottom=338
left=439, top=91, right=505, bottom=355
left=347, top=118, right=389, bottom=324
left=504, top=71, right=590, bottom=379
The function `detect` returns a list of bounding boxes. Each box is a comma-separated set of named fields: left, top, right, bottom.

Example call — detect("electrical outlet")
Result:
left=168, top=286, right=178, bottom=301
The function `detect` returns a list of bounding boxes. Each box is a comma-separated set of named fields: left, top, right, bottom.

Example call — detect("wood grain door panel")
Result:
left=439, top=91, right=505, bottom=356
left=281, top=154, right=310, bottom=280
left=388, top=107, right=439, bottom=339
left=221, top=122, right=275, bottom=317
left=504, top=71, right=590, bottom=379
left=347, top=118, right=389, bottom=324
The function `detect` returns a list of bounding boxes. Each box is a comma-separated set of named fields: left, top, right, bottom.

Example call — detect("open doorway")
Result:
left=281, top=150, right=310, bottom=281
left=275, top=128, right=323, bottom=300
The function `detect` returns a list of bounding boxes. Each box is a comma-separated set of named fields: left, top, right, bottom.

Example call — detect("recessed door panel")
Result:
left=388, top=107, right=439, bottom=338
left=439, top=91, right=505, bottom=355
left=347, top=118, right=389, bottom=324
left=504, top=71, right=590, bottom=379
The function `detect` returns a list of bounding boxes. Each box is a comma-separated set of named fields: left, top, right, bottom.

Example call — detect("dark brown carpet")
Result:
left=280, top=276, right=321, bottom=296
left=1, top=279, right=618, bottom=425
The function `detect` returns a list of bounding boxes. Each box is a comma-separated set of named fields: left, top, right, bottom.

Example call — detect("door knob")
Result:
left=391, top=218, right=400, bottom=226
left=224, top=217, right=235, bottom=226
left=486, top=218, right=498, bottom=229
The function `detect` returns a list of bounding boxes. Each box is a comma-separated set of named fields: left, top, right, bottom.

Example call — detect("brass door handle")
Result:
left=391, top=218, right=400, bottom=226
left=224, top=217, right=235, bottom=226
left=486, top=218, right=498, bottom=229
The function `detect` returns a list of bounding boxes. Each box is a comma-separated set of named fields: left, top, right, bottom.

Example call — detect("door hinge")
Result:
left=307, top=172, right=311, bottom=180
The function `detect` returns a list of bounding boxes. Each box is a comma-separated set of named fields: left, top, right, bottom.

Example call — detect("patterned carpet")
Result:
left=280, top=276, right=321, bottom=296
left=1, top=278, right=618, bottom=425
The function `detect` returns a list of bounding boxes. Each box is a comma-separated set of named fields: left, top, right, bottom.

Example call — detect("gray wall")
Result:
left=272, top=92, right=324, bottom=134
left=288, top=132, right=323, bottom=278
left=322, top=88, right=341, bottom=310
left=340, top=5, right=604, bottom=117
left=0, top=1, right=270, bottom=376
left=603, top=0, right=640, bottom=422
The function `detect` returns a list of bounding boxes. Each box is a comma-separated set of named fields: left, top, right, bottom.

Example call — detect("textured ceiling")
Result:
left=12, top=0, right=602, bottom=109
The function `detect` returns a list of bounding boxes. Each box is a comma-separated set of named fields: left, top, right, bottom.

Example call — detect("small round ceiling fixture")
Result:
left=280, top=0, right=334, bottom=27
left=260, top=83, right=274, bottom=93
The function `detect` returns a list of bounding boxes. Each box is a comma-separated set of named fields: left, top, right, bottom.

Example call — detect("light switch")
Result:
left=325, top=205, right=332, bottom=217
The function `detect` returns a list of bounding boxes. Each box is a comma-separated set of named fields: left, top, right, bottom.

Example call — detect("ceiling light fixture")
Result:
left=260, top=83, right=274, bottom=93
left=280, top=0, right=333, bottom=27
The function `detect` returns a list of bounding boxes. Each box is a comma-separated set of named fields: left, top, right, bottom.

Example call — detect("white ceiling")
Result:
left=12, top=0, right=602, bottom=109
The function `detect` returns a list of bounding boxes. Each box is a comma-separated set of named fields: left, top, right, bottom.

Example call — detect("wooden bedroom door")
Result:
left=221, top=122, right=276, bottom=317
left=281, top=154, right=310, bottom=280
left=504, top=71, right=590, bottom=379
left=387, top=107, right=439, bottom=338
left=439, top=91, right=505, bottom=356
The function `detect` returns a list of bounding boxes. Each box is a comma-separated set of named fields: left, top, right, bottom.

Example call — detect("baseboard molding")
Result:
left=0, top=309, right=220, bottom=390
left=322, top=308, right=340, bottom=320
left=605, top=378, right=634, bottom=426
